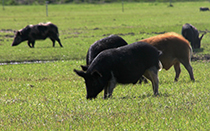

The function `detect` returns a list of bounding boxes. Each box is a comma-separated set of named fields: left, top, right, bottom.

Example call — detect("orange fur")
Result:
left=141, top=32, right=194, bottom=81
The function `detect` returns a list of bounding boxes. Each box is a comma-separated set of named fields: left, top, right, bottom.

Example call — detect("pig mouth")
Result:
left=11, top=42, right=20, bottom=46
left=11, top=44, right=18, bottom=46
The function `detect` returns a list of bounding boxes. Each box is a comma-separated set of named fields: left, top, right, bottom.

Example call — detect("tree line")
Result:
left=1, top=0, right=206, bottom=5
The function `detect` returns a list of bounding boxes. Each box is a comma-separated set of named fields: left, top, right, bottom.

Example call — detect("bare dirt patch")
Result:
left=0, top=29, right=14, bottom=39
left=192, top=54, right=210, bottom=62
left=0, top=29, right=14, bottom=33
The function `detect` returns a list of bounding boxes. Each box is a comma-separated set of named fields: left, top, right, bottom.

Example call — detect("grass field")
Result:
left=1, top=1, right=210, bottom=62
left=0, top=1, right=210, bottom=130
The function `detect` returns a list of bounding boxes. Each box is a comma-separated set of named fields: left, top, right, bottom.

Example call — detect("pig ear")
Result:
left=91, top=70, right=102, bottom=77
left=16, top=31, right=21, bottom=36
left=199, top=33, right=205, bottom=41
left=74, top=69, right=86, bottom=78
left=81, top=65, right=88, bottom=71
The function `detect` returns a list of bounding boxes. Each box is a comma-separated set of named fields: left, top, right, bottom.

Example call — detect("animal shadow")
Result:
left=35, top=46, right=63, bottom=48
left=119, top=92, right=171, bottom=100
left=193, top=48, right=204, bottom=53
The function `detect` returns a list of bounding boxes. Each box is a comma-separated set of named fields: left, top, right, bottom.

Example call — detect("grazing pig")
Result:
left=140, top=32, right=195, bottom=82
left=81, top=35, right=128, bottom=71
left=181, top=23, right=205, bottom=49
left=12, top=22, right=63, bottom=48
left=200, top=7, right=209, bottom=11
left=74, top=42, right=162, bottom=99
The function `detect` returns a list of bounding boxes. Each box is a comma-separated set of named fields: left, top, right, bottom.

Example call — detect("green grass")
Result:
left=0, top=61, right=210, bottom=130
left=1, top=2, right=210, bottom=130
left=0, top=2, right=210, bottom=62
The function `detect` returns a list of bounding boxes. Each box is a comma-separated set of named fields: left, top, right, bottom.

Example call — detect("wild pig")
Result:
left=81, top=35, right=128, bottom=71
left=74, top=42, right=162, bottom=99
left=140, top=32, right=195, bottom=82
left=182, top=23, right=205, bottom=49
left=200, top=7, right=209, bottom=11
left=12, top=22, right=63, bottom=48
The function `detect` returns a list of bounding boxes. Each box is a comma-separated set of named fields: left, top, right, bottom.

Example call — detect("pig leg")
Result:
left=104, top=72, right=117, bottom=99
left=182, top=62, right=195, bottom=81
left=50, top=38, right=56, bottom=47
left=27, top=41, right=31, bottom=48
left=104, top=87, right=108, bottom=99
left=56, top=38, right=63, bottom=47
left=139, top=76, right=148, bottom=84
left=27, top=41, right=35, bottom=48
left=174, top=62, right=181, bottom=81
left=104, top=82, right=116, bottom=99
left=31, top=41, right=35, bottom=48
left=180, top=58, right=195, bottom=81
left=143, top=66, right=159, bottom=95
left=50, top=35, right=63, bottom=47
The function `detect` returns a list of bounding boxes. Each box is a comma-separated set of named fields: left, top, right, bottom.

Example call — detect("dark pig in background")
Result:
left=181, top=23, right=205, bottom=49
left=81, top=35, right=128, bottom=71
left=74, top=42, right=162, bottom=99
left=12, top=22, right=63, bottom=48
left=200, top=7, right=209, bottom=11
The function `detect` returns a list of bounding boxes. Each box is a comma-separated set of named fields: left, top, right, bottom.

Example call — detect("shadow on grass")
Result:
left=119, top=92, right=171, bottom=100
left=35, top=46, right=63, bottom=48
left=193, top=48, right=204, bottom=53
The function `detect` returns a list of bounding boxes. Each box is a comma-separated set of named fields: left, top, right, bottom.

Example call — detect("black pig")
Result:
left=81, top=35, right=128, bottom=71
left=200, top=7, right=209, bottom=11
left=74, top=42, right=162, bottom=99
left=182, top=23, right=205, bottom=49
left=12, top=22, right=63, bottom=48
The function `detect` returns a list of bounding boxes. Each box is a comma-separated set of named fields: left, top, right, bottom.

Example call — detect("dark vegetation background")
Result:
left=0, top=0, right=207, bottom=5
